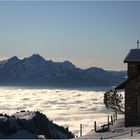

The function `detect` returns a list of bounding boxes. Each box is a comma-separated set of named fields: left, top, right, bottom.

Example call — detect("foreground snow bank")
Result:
left=77, top=117, right=140, bottom=139
left=0, top=110, right=74, bottom=139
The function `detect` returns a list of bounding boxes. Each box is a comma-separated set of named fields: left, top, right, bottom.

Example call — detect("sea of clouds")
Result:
left=0, top=87, right=123, bottom=135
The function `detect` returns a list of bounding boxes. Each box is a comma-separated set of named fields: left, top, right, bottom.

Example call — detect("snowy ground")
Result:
left=0, top=111, right=74, bottom=139
left=77, top=116, right=140, bottom=139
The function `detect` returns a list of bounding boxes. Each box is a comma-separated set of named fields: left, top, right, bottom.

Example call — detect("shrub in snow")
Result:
left=0, top=111, right=74, bottom=139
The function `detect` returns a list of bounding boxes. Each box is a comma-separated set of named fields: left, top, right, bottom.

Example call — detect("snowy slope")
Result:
left=0, top=111, right=74, bottom=139
left=77, top=117, right=140, bottom=139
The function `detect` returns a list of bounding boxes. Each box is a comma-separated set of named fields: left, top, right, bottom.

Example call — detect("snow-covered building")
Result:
left=116, top=40, right=140, bottom=126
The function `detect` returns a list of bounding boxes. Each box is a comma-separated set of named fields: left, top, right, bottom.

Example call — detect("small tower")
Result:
left=124, top=49, right=140, bottom=77
left=116, top=40, right=140, bottom=126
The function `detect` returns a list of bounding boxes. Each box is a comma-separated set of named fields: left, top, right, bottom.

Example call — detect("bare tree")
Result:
left=104, top=90, right=124, bottom=114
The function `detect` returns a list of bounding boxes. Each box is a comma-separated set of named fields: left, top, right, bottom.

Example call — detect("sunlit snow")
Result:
left=0, top=87, right=123, bottom=135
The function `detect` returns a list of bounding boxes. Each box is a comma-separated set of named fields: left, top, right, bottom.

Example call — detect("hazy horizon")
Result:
left=0, top=1, right=140, bottom=70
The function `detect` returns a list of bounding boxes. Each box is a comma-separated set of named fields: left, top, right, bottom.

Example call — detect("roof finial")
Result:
left=137, top=40, right=139, bottom=49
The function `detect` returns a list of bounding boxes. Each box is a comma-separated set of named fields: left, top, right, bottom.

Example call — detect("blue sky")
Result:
left=0, top=1, right=140, bottom=70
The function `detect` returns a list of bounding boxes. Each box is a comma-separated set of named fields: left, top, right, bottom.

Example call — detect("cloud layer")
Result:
left=0, top=87, right=123, bottom=135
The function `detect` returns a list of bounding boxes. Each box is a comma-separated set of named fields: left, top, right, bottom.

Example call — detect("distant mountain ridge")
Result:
left=0, top=54, right=126, bottom=87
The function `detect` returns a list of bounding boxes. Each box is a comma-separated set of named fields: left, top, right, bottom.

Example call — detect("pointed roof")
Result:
left=124, top=49, right=140, bottom=63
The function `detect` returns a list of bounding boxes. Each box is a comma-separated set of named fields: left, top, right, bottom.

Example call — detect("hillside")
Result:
left=77, top=117, right=140, bottom=139
left=0, top=54, right=126, bottom=87
left=0, top=110, right=74, bottom=139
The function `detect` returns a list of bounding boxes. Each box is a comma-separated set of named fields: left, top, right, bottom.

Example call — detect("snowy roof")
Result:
left=124, top=49, right=140, bottom=63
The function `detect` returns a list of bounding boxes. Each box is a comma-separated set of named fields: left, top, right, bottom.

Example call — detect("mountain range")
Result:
left=0, top=54, right=126, bottom=87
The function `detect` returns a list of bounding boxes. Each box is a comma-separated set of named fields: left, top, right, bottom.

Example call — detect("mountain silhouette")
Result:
left=0, top=54, right=126, bottom=87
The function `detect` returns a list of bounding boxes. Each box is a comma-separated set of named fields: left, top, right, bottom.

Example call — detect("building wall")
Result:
left=125, top=76, right=140, bottom=126
left=128, top=63, right=138, bottom=77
